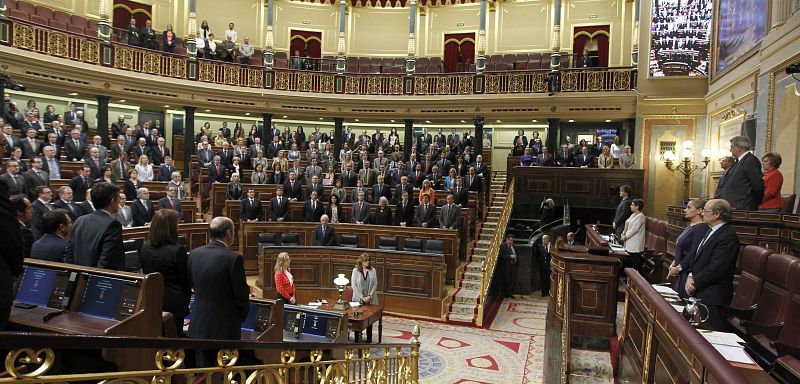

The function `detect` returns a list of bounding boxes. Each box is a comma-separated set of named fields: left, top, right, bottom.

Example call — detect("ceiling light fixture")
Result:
left=282, top=115, right=288, bottom=118
left=68, top=92, right=78, bottom=96
left=119, top=99, right=126, bottom=103
left=568, top=119, right=575, bottom=122
left=205, top=109, right=211, bottom=112
left=532, top=119, right=538, bottom=122
left=605, top=119, right=612, bottom=122
left=245, top=113, right=251, bottom=116
left=425, top=120, right=431, bottom=123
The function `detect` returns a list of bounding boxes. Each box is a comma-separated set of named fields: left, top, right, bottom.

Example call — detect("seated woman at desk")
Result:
left=668, top=198, right=706, bottom=298
left=620, top=198, right=646, bottom=273
left=350, top=253, right=378, bottom=342
left=139, top=209, right=190, bottom=336
left=274, top=252, right=296, bottom=304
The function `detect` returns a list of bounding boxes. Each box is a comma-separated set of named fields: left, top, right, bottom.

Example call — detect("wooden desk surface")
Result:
left=10, top=307, right=117, bottom=335
left=318, top=303, right=383, bottom=331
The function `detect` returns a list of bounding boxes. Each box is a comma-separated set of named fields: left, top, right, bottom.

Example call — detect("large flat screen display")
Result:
left=649, top=0, right=713, bottom=77
left=15, top=266, right=59, bottom=307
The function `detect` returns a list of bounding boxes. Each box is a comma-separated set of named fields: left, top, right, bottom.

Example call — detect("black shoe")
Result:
left=504, top=295, right=514, bottom=298
left=541, top=292, right=549, bottom=297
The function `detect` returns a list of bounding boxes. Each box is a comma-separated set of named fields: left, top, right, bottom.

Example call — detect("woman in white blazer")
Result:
left=620, top=198, right=646, bottom=272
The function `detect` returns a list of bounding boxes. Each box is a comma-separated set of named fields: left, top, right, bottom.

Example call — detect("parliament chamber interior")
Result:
left=0, top=0, right=799, bottom=382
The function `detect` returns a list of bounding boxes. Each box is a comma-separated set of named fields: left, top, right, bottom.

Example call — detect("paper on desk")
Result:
left=714, top=344, right=755, bottom=364
left=651, top=284, right=679, bottom=296
left=349, top=302, right=361, bottom=307
left=671, top=304, right=685, bottom=313
left=701, top=331, right=745, bottom=347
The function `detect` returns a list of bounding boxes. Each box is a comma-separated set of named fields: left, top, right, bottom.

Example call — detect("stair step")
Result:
left=448, top=303, right=477, bottom=316
left=461, top=279, right=482, bottom=290
left=476, top=240, right=491, bottom=246
left=465, top=262, right=483, bottom=272
left=447, top=313, right=476, bottom=323
left=453, top=290, right=480, bottom=305
left=462, top=271, right=483, bottom=281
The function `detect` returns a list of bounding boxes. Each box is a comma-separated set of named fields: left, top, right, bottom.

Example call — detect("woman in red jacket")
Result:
left=759, top=152, right=783, bottom=212
left=274, top=252, right=296, bottom=304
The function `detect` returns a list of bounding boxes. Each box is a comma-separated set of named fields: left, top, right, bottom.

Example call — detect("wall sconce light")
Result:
left=662, top=140, right=711, bottom=200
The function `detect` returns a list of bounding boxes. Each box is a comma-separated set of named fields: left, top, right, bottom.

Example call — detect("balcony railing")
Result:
left=2, top=17, right=636, bottom=96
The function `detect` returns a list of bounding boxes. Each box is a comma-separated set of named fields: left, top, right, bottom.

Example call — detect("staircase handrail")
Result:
left=475, top=177, right=515, bottom=326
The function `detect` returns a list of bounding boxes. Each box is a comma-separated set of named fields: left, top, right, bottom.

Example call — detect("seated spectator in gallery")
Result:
left=511, top=137, right=526, bottom=156
left=619, top=145, right=635, bottom=169
left=574, top=146, right=594, bottom=168
left=520, top=148, right=535, bottom=166
left=163, top=24, right=176, bottom=53
left=758, top=152, right=783, bottom=212
left=597, top=146, right=614, bottom=169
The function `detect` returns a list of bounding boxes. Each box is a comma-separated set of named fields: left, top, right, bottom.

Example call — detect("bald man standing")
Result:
left=187, top=217, right=250, bottom=367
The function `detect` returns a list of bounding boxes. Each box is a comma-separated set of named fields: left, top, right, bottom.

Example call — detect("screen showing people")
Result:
left=77, top=275, right=140, bottom=320
left=15, top=266, right=72, bottom=309
left=649, top=0, right=713, bottom=77
left=283, top=306, right=340, bottom=340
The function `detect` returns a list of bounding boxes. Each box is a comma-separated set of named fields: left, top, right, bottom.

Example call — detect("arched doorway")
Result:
left=443, top=33, right=475, bottom=73
left=573, top=26, right=610, bottom=68
left=112, top=0, right=151, bottom=30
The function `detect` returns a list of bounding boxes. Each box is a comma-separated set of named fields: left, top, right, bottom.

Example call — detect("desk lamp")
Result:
left=333, top=274, right=350, bottom=310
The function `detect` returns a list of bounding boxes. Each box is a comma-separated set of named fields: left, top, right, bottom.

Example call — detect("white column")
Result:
left=264, top=0, right=275, bottom=68
left=406, top=0, right=417, bottom=75
left=475, top=0, right=488, bottom=74
left=97, top=0, right=111, bottom=42
left=771, top=0, right=791, bottom=28
left=186, top=0, right=198, bottom=58
left=550, top=0, right=562, bottom=71
left=336, top=0, right=347, bottom=75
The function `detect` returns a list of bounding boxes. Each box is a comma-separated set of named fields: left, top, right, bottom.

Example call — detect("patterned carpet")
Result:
left=379, top=295, right=549, bottom=384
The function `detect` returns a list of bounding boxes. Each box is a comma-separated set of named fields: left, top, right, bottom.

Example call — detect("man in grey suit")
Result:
left=352, top=190, right=371, bottom=224
left=439, top=194, right=461, bottom=229
left=613, top=185, right=632, bottom=238
left=714, top=136, right=764, bottom=211
left=305, top=158, right=323, bottom=181
left=63, top=182, right=124, bottom=270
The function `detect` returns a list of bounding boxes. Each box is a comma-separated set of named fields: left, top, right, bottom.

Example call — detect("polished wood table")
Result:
left=319, top=303, right=383, bottom=343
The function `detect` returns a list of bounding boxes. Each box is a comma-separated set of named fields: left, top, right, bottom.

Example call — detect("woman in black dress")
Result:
left=138, top=209, right=190, bottom=336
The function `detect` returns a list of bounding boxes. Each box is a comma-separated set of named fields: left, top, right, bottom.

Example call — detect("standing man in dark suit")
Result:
left=340, top=162, right=358, bottom=188
left=395, top=176, right=414, bottom=205
left=416, top=194, right=435, bottom=228
left=306, top=175, right=324, bottom=201
left=713, top=136, right=764, bottom=211
left=535, top=235, right=552, bottom=296
left=465, top=167, right=482, bottom=193
left=69, top=166, right=93, bottom=202
left=498, top=233, right=518, bottom=298
left=372, top=175, right=391, bottom=204
left=131, top=188, right=154, bottom=227
left=0, top=181, right=24, bottom=331
left=536, top=147, right=554, bottom=166
left=151, top=137, right=170, bottom=166
left=24, top=157, right=50, bottom=201
left=351, top=190, right=371, bottom=224
left=63, top=129, right=86, bottom=161
left=241, top=188, right=263, bottom=222
left=283, top=172, right=303, bottom=201
left=30, top=185, right=53, bottom=240
left=1, top=159, right=26, bottom=197
left=555, top=144, right=574, bottom=167
left=158, top=186, right=182, bottom=217
left=269, top=187, right=289, bottom=221
left=111, top=115, right=129, bottom=138
left=613, top=185, right=633, bottom=238
left=187, top=216, right=250, bottom=367
left=159, top=156, right=176, bottom=181
left=313, top=214, right=336, bottom=246
left=54, top=186, right=80, bottom=220
left=302, top=190, right=324, bottom=222
left=63, top=182, right=124, bottom=270
left=450, top=177, right=469, bottom=206
left=19, top=128, right=42, bottom=159
left=84, top=147, right=106, bottom=179
left=395, top=191, right=415, bottom=226
left=680, top=199, right=740, bottom=331
left=30, top=209, right=70, bottom=262
left=208, top=156, right=227, bottom=184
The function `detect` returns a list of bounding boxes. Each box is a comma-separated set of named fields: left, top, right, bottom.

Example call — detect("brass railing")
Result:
left=484, top=71, right=549, bottom=94
left=560, top=67, right=635, bottom=92
left=475, top=177, right=514, bottom=327
left=1, top=329, right=421, bottom=384
left=3, top=17, right=636, bottom=95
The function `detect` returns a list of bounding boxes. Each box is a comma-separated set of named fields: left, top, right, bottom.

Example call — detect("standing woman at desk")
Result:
left=274, top=252, right=296, bottom=304
left=139, top=209, right=190, bottom=336
left=620, top=198, right=646, bottom=272
left=351, top=252, right=378, bottom=342
left=668, top=198, right=706, bottom=298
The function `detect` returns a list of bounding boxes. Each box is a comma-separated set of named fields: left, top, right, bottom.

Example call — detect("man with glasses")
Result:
left=680, top=199, right=739, bottom=331
left=713, top=135, right=763, bottom=211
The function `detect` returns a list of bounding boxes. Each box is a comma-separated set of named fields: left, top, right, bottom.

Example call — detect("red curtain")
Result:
left=573, top=25, right=609, bottom=67
left=290, top=30, right=322, bottom=59
left=113, top=0, right=152, bottom=30
left=443, top=33, right=475, bottom=72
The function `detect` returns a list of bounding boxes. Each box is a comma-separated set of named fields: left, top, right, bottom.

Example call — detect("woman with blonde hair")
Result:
left=418, top=179, right=435, bottom=205
left=272, top=150, right=288, bottom=172
left=135, top=154, right=154, bottom=182
left=273, top=252, right=296, bottom=304
left=351, top=252, right=378, bottom=342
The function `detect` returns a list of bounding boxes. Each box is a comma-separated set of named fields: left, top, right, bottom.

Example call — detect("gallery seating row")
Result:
left=6, top=0, right=98, bottom=37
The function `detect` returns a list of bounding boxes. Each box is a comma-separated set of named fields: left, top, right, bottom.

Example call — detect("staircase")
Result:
left=447, top=171, right=508, bottom=324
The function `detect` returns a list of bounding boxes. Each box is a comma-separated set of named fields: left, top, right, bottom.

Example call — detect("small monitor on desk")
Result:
left=15, top=265, right=73, bottom=309
left=302, top=315, right=329, bottom=337
left=78, top=274, right=140, bottom=320
left=241, top=301, right=272, bottom=332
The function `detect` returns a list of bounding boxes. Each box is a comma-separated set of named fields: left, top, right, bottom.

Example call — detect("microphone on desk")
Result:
left=43, top=310, right=66, bottom=323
